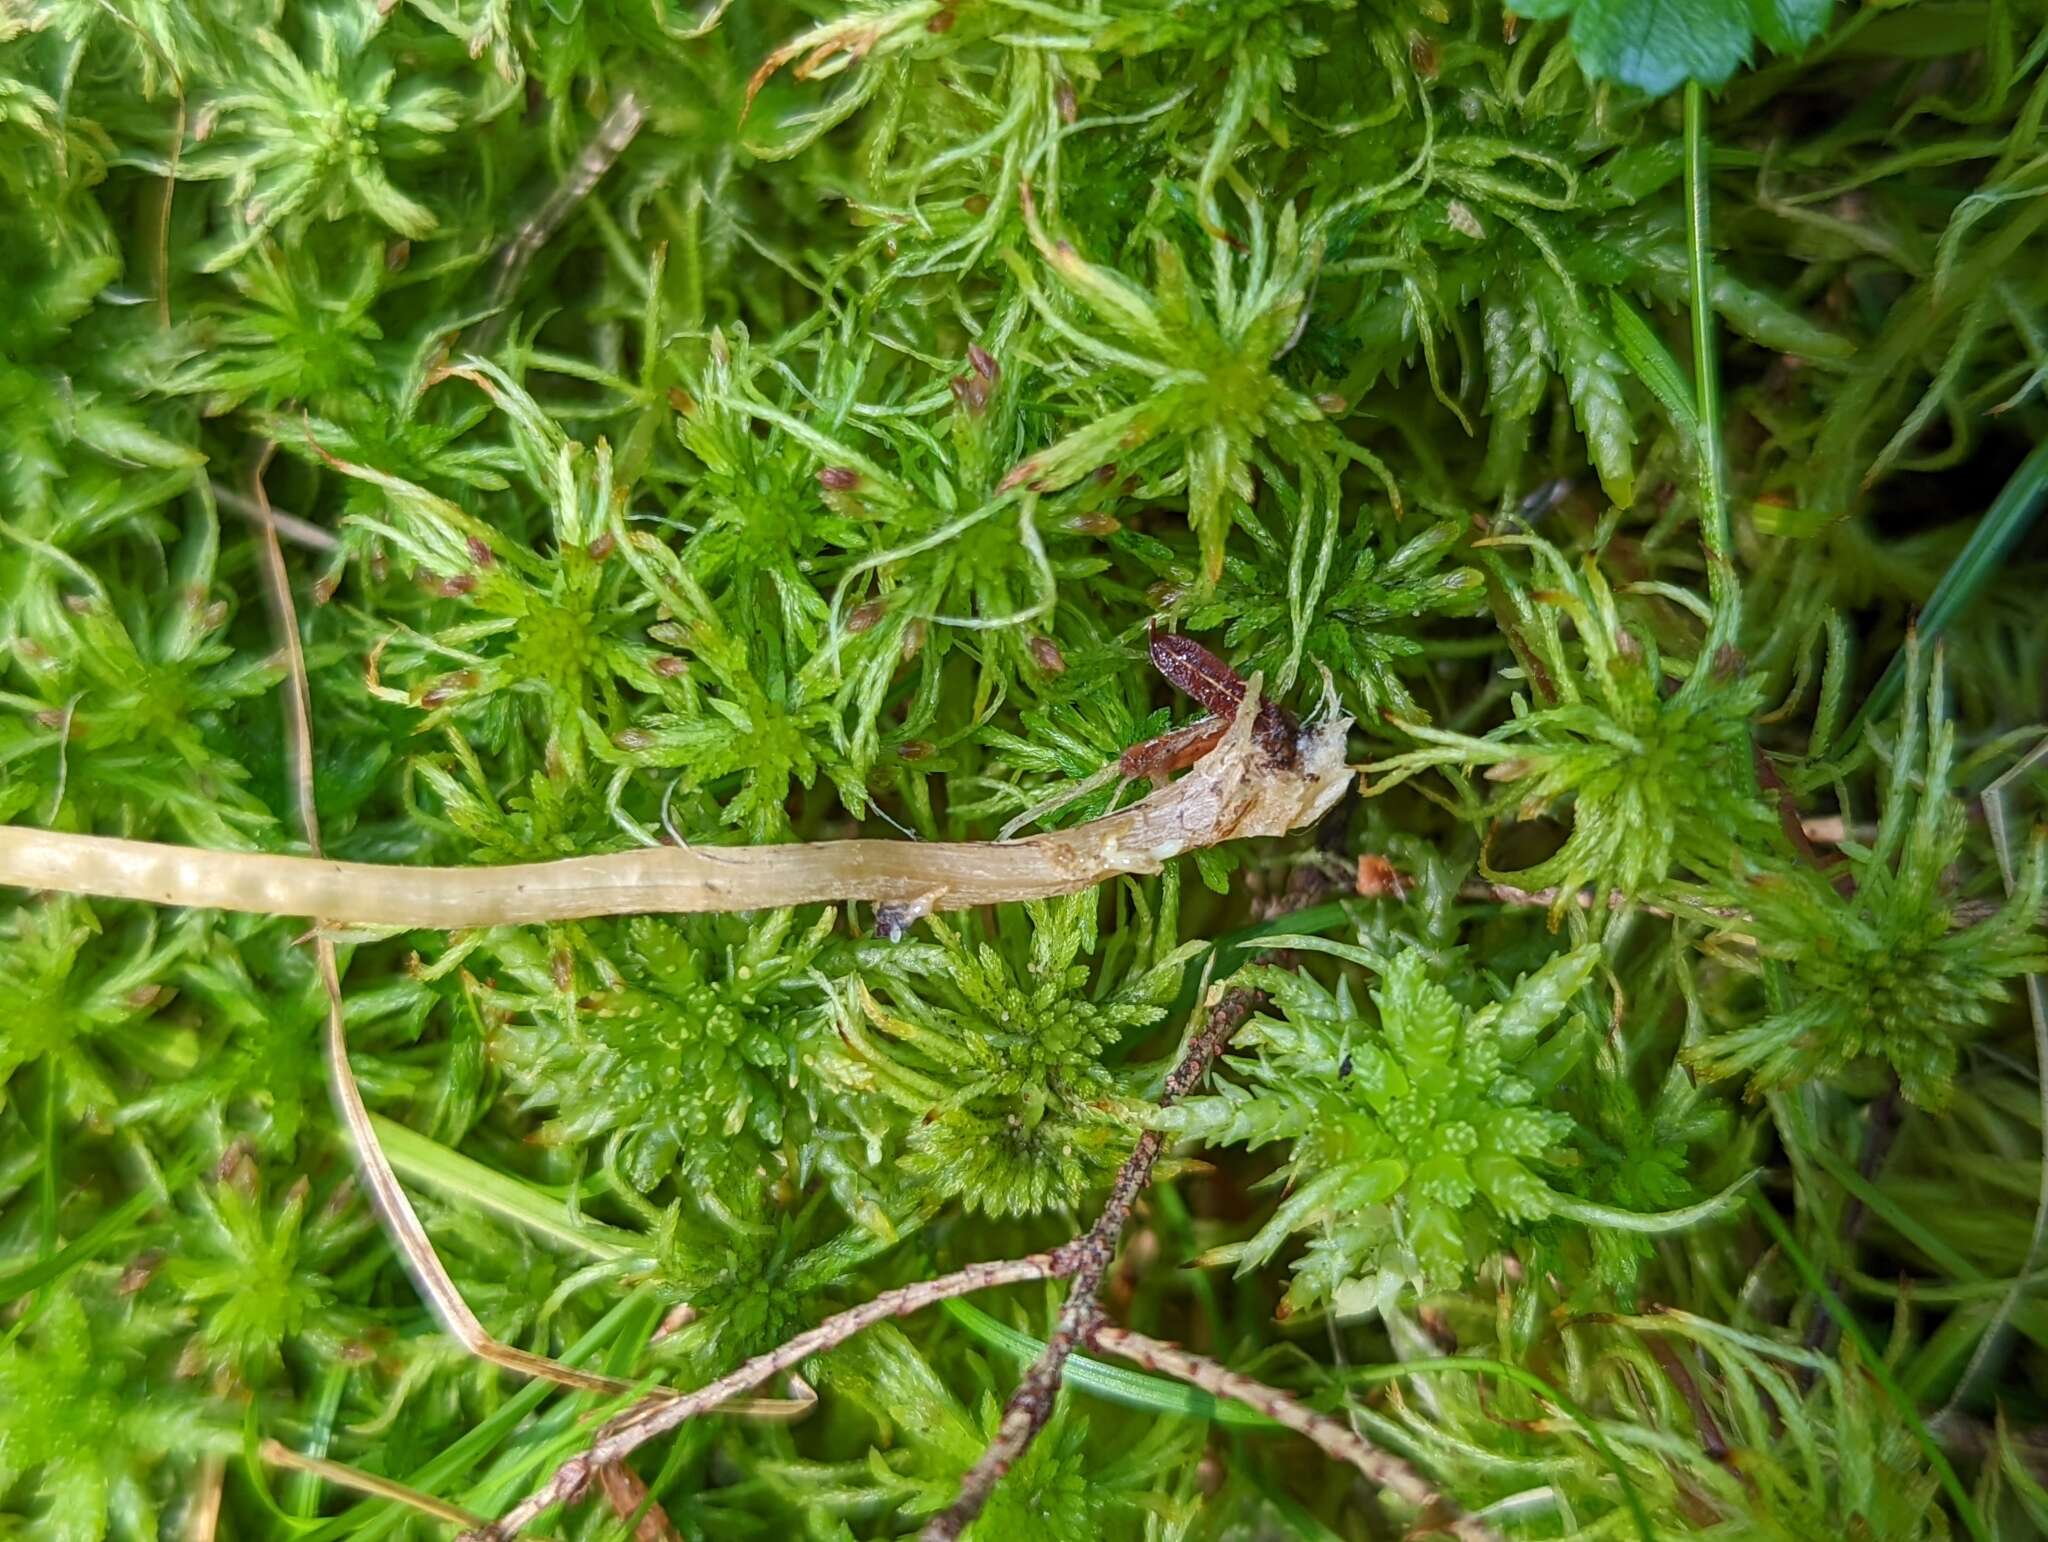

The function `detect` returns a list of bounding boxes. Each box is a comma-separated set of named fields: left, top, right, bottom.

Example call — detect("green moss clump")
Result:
left=4, top=0, right=2047, bottom=1536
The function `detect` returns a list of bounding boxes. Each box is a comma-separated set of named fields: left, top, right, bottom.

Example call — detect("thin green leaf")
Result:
left=939, top=1299, right=1280, bottom=1428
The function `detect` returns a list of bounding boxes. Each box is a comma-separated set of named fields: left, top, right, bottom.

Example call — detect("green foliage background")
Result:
left=3, top=0, right=2048, bottom=1536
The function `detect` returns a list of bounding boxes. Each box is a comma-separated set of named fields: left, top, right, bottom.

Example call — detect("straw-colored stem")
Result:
left=0, top=706, right=1351, bottom=928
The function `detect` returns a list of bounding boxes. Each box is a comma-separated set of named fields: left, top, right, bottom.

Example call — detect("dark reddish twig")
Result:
left=482, top=90, right=647, bottom=334
left=919, top=987, right=1264, bottom=1541
left=1090, top=1328, right=1503, bottom=1542
left=1644, top=1335, right=1731, bottom=1463
left=474, top=1255, right=1061, bottom=1539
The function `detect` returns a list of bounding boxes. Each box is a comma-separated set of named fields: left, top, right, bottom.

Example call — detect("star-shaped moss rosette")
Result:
left=1371, top=538, right=1779, bottom=920
left=1157, top=939, right=1752, bottom=1318
left=1683, top=651, right=2048, bottom=1109
left=819, top=891, right=1200, bottom=1220
left=481, top=908, right=835, bottom=1193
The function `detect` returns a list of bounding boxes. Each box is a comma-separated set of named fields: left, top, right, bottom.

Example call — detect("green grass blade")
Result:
left=939, top=1298, right=1280, bottom=1428
left=1340, top=1355, right=1655, bottom=1542
left=1749, top=1193, right=1992, bottom=1542
left=1804, top=1142, right=1984, bottom=1283
left=0, top=1150, right=206, bottom=1302
left=1851, top=436, right=2048, bottom=736
left=295, top=1290, right=656, bottom=1542
left=369, top=1115, right=645, bottom=1263
left=1686, top=80, right=1735, bottom=601
left=1609, top=293, right=1701, bottom=442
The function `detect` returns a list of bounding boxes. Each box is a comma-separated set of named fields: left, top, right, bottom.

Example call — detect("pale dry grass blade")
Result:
left=259, top=1439, right=506, bottom=1535
left=244, top=456, right=811, bottom=1428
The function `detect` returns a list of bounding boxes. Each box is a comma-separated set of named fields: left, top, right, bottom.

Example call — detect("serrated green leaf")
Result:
left=1558, top=0, right=1833, bottom=92
left=1533, top=268, right=1637, bottom=506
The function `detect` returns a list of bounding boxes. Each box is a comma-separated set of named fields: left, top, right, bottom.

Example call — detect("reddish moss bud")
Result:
left=818, top=465, right=861, bottom=491
left=1356, top=854, right=1409, bottom=899
left=116, top=1252, right=163, bottom=1297
left=949, top=373, right=990, bottom=415
left=419, top=669, right=479, bottom=709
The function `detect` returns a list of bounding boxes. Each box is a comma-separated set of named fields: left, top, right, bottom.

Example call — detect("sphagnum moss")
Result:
left=4, top=0, right=2048, bottom=1539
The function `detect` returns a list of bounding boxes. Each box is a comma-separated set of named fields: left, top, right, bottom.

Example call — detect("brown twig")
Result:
left=481, top=985, right=1269, bottom=1540
left=483, top=90, right=647, bottom=330
left=215, top=481, right=340, bottom=552
left=183, top=1454, right=224, bottom=1542
left=1090, top=1328, right=1502, bottom=1542
left=475, top=1255, right=1062, bottom=1539
left=914, top=991, right=1501, bottom=1542
left=1457, top=880, right=1683, bottom=918
left=919, top=987, right=1264, bottom=1541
